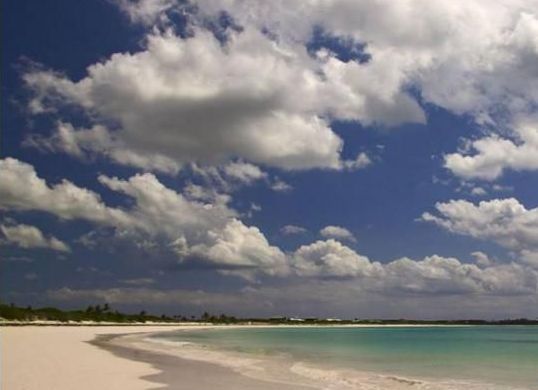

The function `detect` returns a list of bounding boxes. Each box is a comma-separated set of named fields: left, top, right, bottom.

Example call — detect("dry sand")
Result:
left=1, top=326, right=182, bottom=390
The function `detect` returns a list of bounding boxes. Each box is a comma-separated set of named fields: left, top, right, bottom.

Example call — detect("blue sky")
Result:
left=3, top=0, right=538, bottom=319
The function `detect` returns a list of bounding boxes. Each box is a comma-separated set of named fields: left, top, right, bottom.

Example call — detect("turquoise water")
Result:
left=154, top=326, right=538, bottom=389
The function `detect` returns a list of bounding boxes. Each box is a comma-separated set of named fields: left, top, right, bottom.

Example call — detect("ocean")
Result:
left=152, top=326, right=538, bottom=389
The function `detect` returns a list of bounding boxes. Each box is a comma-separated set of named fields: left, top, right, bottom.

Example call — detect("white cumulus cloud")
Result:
left=422, top=198, right=538, bottom=252
left=0, top=158, right=287, bottom=279
left=0, top=158, right=130, bottom=225
left=0, top=223, right=70, bottom=252
left=445, top=120, right=538, bottom=180
left=24, top=28, right=348, bottom=171
left=320, top=225, right=356, bottom=242
left=292, top=239, right=378, bottom=278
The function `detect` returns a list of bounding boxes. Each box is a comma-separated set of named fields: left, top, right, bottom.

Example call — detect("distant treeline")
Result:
left=0, top=302, right=180, bottom=323
left=253, top=317, right=538, bottom=325
left=1, top=302, right=537, bottom=325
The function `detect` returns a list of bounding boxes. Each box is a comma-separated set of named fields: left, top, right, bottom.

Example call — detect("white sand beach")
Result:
left=1, top=325, right=184, bottom=390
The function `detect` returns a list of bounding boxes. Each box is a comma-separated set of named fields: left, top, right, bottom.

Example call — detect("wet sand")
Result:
left=93, top=333, right=312, bottom=390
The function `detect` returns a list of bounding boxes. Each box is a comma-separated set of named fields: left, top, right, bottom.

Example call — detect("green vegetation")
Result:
left=0, top=302, right=180, bottom=324
left=1, top=302, right=537, bottom=325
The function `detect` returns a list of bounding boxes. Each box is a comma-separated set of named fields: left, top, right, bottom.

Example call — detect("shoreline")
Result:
left=0, top=325, right=315, bottom=390
left=3, top=325, right=533, bottom=390
left=98, top=326, right=534, bottom=390
left=94, top=331, right=313, bottom=390
left=90, top=327, right=497, bottom=390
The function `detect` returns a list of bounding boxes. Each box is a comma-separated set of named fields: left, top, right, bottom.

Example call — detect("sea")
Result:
left=151, top=326, right=538, bottom=389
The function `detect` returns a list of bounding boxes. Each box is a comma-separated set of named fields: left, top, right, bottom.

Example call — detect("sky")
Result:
left=2, top=0, right=538, bottom=319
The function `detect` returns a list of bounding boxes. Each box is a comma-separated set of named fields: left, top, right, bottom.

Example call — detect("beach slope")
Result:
left=1, top=326, right=180, bottom=390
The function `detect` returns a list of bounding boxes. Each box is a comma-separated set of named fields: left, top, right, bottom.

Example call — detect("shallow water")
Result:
left=153, top=326, right=538, bottom=389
